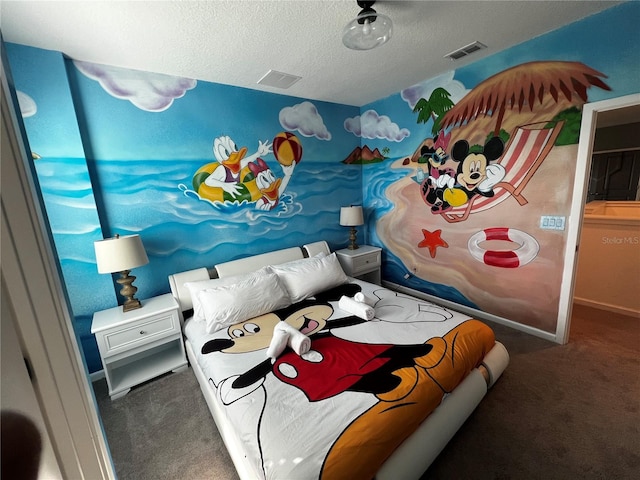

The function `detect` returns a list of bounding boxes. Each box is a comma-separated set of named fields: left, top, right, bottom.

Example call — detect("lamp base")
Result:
left=348, top=227, right=359, bottom=250
left=122, top=298, right=142, bottom=313
left=116, top=270, right=142, bottom=312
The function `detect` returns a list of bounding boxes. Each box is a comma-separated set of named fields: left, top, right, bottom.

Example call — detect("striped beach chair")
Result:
left=441, top=121, right=564, bottom=223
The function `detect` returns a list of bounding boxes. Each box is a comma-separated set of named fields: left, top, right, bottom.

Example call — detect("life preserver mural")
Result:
left=467, top=228, right=539, bottom=269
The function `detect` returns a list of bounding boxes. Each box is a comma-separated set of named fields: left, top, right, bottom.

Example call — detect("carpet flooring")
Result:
left=94, top=304, right=639, bottom=479
left=94, top=368, right=238, bottom=480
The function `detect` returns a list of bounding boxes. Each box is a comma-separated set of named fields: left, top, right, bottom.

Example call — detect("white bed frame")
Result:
left=168, top=241, right=509, bottom=479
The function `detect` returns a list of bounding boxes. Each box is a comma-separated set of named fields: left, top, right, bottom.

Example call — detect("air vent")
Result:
left=257, top=70, right=302, bottom=89
left=444, top=41, right=487, bottom=61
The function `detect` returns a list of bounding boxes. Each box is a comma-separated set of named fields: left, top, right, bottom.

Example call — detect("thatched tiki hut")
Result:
left=440, top=61, right=610, bottom=136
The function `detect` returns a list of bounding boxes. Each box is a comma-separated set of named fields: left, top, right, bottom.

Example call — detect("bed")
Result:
left=168, top=241, right=509, bottom=479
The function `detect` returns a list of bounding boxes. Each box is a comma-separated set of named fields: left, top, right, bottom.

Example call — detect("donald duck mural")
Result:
left=191, top=132, right=302, bottom=210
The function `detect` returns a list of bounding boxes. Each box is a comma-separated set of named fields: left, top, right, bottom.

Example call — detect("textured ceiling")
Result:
left=1, top=1, right=621, bottom=106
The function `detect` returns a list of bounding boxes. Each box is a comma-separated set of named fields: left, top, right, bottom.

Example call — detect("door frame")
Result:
left=1, top=54, right=115, bottom=479
left=556, top=92, right=640, bottom=344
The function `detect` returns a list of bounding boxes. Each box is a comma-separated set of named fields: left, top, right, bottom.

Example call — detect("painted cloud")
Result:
left=279, top=101, right=331, bottom=140
left=344, top=110, right=410, bottom=142
left=17, top=91, right=37, bottom=117
left=401, top=71, right=469, bottom=109
left=73, top=61, right=196, bottom=112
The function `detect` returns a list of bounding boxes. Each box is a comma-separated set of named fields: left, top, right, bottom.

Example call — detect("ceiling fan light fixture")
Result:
left=342, top=1, right=392, bottom=51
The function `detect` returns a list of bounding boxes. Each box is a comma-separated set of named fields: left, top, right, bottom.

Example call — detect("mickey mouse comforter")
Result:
left=183, top=279, right=496, bottom=480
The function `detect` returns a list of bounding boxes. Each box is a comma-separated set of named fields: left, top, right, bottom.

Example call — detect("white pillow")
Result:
left=198, top=272, right=291, bottom=334
left=271, top=252, right=348, bottom=303
left=185, top=266, right=272, bottom=322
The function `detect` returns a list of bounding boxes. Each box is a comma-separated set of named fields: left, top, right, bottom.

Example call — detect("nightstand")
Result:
left=336, top=245, right=382, bottom=285
left=91, top=293, right=187, bottom=400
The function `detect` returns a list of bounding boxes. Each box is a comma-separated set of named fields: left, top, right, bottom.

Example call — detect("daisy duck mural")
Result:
left=191, top=131, right=303, bottom=210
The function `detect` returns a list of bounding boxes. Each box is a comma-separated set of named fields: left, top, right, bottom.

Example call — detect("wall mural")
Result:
left=362, top=2, right=640, bottom=332
left=411, top=61, right=609, bottom=269
left=5, top=2, right=639, bottom=372
left=366, top=59, right=618, bottom=331
left=7, top=49, right=363, bottom=373
left=67, top=63, right=361, bottom=264
left=355, top=3, right=639, bottom=332
left=185, top=131, right=302, bottom=209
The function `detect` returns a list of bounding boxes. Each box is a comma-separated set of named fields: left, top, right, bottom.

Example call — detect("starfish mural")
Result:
left=418, top=229, right=449, bottom=258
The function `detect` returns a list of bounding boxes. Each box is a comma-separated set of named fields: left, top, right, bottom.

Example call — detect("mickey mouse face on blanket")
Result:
left=280, top=304, right=332, bottom=336
left=202, top=301, right=334, bottom=355
left=225, top=313, right=282, bottom=353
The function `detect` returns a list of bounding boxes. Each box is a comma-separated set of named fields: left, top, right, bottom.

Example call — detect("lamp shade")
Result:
left=94, top=234, right=149, bottom=274
left=340, top=206, right=364, bottom=227
left=342, top=10, right=392, bottom=51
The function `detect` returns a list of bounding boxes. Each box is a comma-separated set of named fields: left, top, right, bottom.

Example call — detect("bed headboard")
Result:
left=215, top=246, right=303, bottom=278
left=168, top=240, right=330, bottom=315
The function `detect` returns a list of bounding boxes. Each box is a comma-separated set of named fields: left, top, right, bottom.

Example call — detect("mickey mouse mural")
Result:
left=421, top=136, right=505, bottom=213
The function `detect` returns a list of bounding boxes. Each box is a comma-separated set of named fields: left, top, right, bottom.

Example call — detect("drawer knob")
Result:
left=139, top=330, right=146, bottom=335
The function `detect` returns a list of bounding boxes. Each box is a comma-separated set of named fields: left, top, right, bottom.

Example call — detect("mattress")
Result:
left=183, top=278, right=500, bottom=480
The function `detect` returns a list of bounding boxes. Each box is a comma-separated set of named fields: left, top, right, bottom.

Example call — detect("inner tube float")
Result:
left=192, top=164, right=262, bottom=203
left=467, top=227, right=539, bottom=268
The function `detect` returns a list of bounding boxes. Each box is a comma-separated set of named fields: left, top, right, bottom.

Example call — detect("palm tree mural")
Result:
left=439, top=61, right=610, bottom=136
left=413, top=87, right=455, bottom=135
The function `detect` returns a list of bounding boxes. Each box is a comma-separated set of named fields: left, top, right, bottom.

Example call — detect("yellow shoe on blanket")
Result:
left=321, top=368, right=443, bottom=480
left=320, top=320, right=495, bottom=480
left=375, top=366, right=419, bottom=402
left=415, top=319, right=495, bottom=393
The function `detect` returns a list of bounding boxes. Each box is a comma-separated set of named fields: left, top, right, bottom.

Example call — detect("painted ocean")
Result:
left=35, top=156, right=474, bottom=314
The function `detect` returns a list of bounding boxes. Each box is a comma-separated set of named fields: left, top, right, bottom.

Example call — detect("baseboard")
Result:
left=382, top=280, right=558, bottom=343
left=573, top=297, right=640, bottom=318
left=90, top=369, right=105, bottom=382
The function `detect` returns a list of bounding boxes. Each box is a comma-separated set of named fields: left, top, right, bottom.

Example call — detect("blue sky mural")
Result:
left=68, top=61, right=365, bottom=163
left=6, top=43, right=366, bottom=373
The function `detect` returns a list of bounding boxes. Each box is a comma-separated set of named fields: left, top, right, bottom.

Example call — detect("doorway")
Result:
left=556, top=93, right=640, bottom=344
left=587, top=150, right=640, bottom=202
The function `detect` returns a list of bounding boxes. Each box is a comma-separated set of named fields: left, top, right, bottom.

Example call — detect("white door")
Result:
left=1, top=285, right=63, bottom=479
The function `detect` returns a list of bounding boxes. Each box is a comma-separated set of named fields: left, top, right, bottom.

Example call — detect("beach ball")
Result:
left=273, top=132, right=302, bottom=166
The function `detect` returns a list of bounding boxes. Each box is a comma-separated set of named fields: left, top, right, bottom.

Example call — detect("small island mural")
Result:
left=342, top=145, right=389, bottom=164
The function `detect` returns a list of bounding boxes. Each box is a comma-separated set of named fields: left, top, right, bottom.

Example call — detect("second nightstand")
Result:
left=336, top=245, right=382, bottom=285
left=91, top=293, right=187, bottom=400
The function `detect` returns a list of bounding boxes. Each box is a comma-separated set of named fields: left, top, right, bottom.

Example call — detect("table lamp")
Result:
left=94, top=234, right=149, bottom=312
left=340, top=206, right=364, bottom=250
